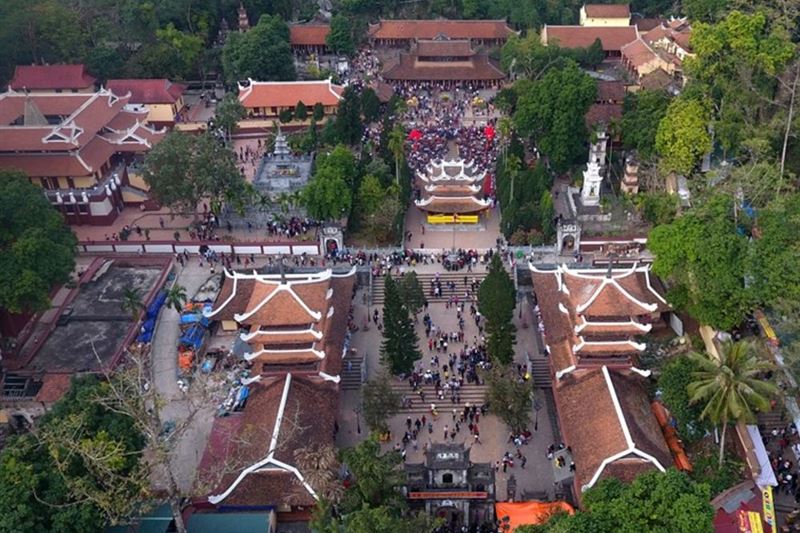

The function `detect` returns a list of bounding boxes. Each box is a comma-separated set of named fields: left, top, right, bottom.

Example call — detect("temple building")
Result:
left=289, top=24, right=331, bottom=56
left=382, top=39, right=505, bottom=87
left=579, top=4, right=632, bottom=26
left=0, top=88, right=165, bottom=225
left=541, top=25, right=637, bottom=59
left=204, top=267, right=356, bottom=376
left=404, top=444, right=495, bottom=529
left=9, top=64, right=96, bottom=93
left=106, top=79, right=187, bottom=128
left=621, top=19, right=693, bottom=85
left=414, top=158, right=491, bottom=224
left=198, top=267, right=356, bottom=519
left=368, top=19, right=515, bottom=48
left=237, top=79, right=344, bottom=120
left=531, top=263, right=678, bottom=503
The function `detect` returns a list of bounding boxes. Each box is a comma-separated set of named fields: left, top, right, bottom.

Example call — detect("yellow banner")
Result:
left=426, top=214, right=479, bottom=224
left=762, top=486, right=775, bottom=529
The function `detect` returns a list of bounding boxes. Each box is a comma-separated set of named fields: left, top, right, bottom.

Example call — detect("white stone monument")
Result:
left=580, top=130, right=608, bottom=207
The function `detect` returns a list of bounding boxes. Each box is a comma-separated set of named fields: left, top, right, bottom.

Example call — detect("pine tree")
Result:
left=398, top=271, right=426, bottom=316
left=380, top=276, right=422, bottom=375
left=478, top=255, right=516, bottom=365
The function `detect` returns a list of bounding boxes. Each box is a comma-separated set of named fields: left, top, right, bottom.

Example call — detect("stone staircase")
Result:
left=530, top=358, right=552, bottom=389
left=388, top=381, right=489, bottom=415
left=340, top=356, right=364, bottom=391
left=372, top=271, right=487, bottom=305
left=757, top=408, right=788, bottom=434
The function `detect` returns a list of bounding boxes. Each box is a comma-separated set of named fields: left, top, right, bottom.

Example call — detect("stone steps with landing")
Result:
left=530, top=359, right=552, bottom=389
left=340, top=357, right=363, bottom=391
left=372, top=271, right=487, bottom=305
left=388, top=382, right=488, bottom=415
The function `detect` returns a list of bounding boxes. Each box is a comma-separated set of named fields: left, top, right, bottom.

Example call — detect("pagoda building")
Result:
left=204, top=267, right=356, bottom=377
left=382, top=38, right=506, bottom=88
left=531, top=263, right=676, bottom=503
left=414, top=158, right=491, bottom=224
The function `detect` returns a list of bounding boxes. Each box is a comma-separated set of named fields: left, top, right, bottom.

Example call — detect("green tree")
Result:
left=513, top=60, right=597, bottom=173
left=154, top=23, right=203, bottom=78
left=398, top=271, right=426, bottom=316
left=334, top=86, right=363, bottom=145
left=313, top=102, right=325, bottom=121
left=362, top=372, right=401, bottom=434
left=279, top=108, right=294, bottom=123
left=648, top=195, right=752, bottom=329
left=478, top=255, right=516, bottom=365
left=621, top=90, right=670, bottom=159
left=380, top=276, right=422, bottom=375
left=387, top=124, right=406, bottom=186
left=658, top=356, right=711, bottom=443
left=0, top=376, right=145, bottom=533
left=326, top=13, right=355, bottom=56
left=0, top=170, right=76, bottom=314
left=361, top=87, right=381, bottom=123
left=342, top=506, right=436, bottom=533
left=683, top=0, right=728, bottom=22
left=688, top=341, right=778, bottom=466
left=165, top=284, right=187, bottom=314
left=339, top=436, right=406, bottom=512
left=357, top=173, right=386, bottom=215
left=121, top=287, right=144, bottom=320
left=655, top=96, right=712, bottom=175
left=300, top=165, right=352, bottom=220
left=143, top=131, right=248, bottom=216
left=484, top=366, right=533, bottom=433
left=295, top=100, right=308, bottom=121
left=213, top=93, right=245, bottom=142
left=222, top=14, right=295, bottom=82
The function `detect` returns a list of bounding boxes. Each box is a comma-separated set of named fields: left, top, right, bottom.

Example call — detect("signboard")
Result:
left=427, top=214, right=480, bottom=224
left=762, top=486, right=775, bottom=530
left=408, top=492, right=488, bottom=500
left=738, top=510, right=764, bottom=533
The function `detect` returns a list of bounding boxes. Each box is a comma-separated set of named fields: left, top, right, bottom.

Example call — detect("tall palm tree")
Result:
left=165, top=284, right=188, bottom=314
left=498, top=116, right=512, bottom=161
left=688, top=341, right=778, bottom=467
left=387, top=124, right=406, bottom=186
left=121, top=288, right=144, bottom=321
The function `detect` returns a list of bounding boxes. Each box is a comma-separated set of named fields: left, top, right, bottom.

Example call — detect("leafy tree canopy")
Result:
left=478, top=255, right=516, bottom=364
left=531, top=469, right=714, bottom=533
left=380, top=275, right=422, bottom=375
left=621, top=90, right=670, bottom=159
left=0, top=170, right=76, bottom=313
left=327, top=13, right=356, bottom=56
left=655, top=96, right=712, bottom=175
left=222, top=14, right=295, bottom=82
left=143, top=131, right=249, bottom=215
left=513, top=60, right=597, bottom=173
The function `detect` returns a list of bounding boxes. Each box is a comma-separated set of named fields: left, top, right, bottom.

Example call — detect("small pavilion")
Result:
left=414, top=158, right=491, bottom=224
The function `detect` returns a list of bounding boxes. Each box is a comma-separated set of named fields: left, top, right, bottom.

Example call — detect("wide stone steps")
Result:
left=387, top=382, right=489, bottom=415
left=372, top=271, right=487, bottom=305
left=530, top=358, right=552, bottom=389
left=340, top=357, right=363, bottom=391
left=757, top=409, right=788, bottom=433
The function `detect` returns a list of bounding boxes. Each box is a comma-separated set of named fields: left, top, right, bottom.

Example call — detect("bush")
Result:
left=658, top=356, right=711, bottom=444
left=636, top=192, right=679, bottom=225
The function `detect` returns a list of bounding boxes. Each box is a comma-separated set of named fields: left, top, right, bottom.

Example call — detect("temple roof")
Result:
left=415, top=195, right=491, bottom=214
left=289, top=24, right=330, bottom=46
left=106, top=79, right=186, bottom=104
left=415, top=39, right=475, bottom=57
left=238, top=79, right=343, bottom=109
left=542, top=25, right=638, bottom=52
left=583, top=3, right=631, bottom=19
left=556, top=367, right=671, bottom=492
left=382, top=54, right=505, bottom=82
left=368, top=19, right=515, bottom=41
left=10, top=64, right=96, bottom=91
left=202, top=373, right=337, bottom=507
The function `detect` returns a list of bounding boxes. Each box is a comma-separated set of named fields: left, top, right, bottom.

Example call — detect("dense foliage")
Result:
left=0, top=376, right=144, bottom=533
left=0, top=170, right=77, bottom=313
left=478, top=255, right=516, bottom=365
left=222, top=14, right=295, bottom=82
left=528, top=469, right=714, bottom=533
left=657, top=355, right=710, bottom=443
left=380, top=276, right=422, bottom=375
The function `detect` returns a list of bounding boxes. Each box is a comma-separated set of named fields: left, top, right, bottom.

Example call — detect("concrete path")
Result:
left=149, top=261, right=219, bottom=492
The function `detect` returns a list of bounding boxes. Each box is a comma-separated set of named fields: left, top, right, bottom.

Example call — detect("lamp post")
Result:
left=533, top=398, right=543, bottom=432
left=354, top=406, right=361, bottom=435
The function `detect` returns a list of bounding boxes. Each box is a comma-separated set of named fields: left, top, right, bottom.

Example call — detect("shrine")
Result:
left=414, top=158, right=491, bottom=224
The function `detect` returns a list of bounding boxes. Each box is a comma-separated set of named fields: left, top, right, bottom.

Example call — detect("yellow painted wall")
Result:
left=581, top=17, right=631, bottom=26
left=128, top=171, right=150, bottom=191
left=146, top=97, right=183, bottom=123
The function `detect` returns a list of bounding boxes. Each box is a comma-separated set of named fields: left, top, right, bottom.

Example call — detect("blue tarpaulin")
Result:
left=179, top=324, right=205, bottom=350
left=146, top=291, right=167, bottom=319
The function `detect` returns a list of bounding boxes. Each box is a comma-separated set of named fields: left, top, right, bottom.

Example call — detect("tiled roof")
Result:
left=543, top=25, right=638, bottom=52
left=204, top=374, right=338, bottom=508
left=586, top=103, right=622, bottom=128
left=415, top=39, right=475, bottom=57
left=583, top=4, right=631, bottom=18
left=556, top=367, right=670, bottom=491
left=34, top=373, right=73, bottom=403
left=596, top=80, right=625, bottom=102
left=10, top=64, right=95, bottom=91
left=238, top=80, right=343, bottom=109
left=289, top=24, right=330, bottom=46
left=383, top=54, right=505, bottom=82
left=368, top=19, right=515, bottom=41
left=634, top=17, right=664, bottom=31
left=414, top=195, right=492, bottom=213
left=106, top=79, right=186, bottom=104
left=369, top=81, right=395, bottom=103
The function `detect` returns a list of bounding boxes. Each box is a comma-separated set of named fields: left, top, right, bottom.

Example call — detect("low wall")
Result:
left=78, top=240, right=320, bottom=256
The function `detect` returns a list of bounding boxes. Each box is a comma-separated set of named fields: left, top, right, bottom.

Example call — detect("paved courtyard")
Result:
left=337, top=274, right=562, bottom=501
